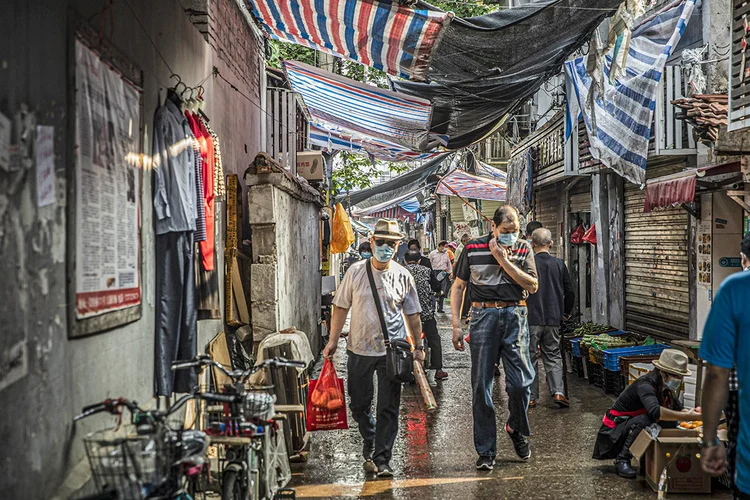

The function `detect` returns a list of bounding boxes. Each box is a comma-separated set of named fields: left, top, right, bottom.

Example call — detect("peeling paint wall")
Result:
left=0, top=0, right=264, bottom=498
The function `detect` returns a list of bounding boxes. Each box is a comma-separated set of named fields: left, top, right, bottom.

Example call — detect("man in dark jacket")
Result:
left=527, top=228, right=575, bottom=408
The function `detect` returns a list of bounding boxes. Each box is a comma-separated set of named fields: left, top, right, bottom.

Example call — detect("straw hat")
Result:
left=653, top=349, right=692, bottom=377
left=372, top=219, right=404, bottom=241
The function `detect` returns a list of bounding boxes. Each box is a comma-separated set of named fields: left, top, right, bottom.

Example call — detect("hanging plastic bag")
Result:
left=330, top=203, right=355, bottom=254
left=583, top=223, right=597, bottom=245
left=309, top=359, right=345, bottom=411
left=570, top=223, right=585, bottom=244
left=306, top=360, right=348, bottom=431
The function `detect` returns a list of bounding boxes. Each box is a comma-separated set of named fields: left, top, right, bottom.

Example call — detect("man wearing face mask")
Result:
left=323, top=219, right=425, bottom=478
left=698, top=232, right=750, bottom=497
left=593, top=349, right=702, bottom=479
left=429, top=241, right=453, bottom=313
left=450, top=206, right=539, bottom=470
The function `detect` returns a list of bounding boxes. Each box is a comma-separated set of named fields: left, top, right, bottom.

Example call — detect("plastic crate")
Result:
left=603, top=369, right=621, bottom=395
left=618, top=354, right=661, bottom=383
left=586, top=359, right=603, bottom=387
left=571, top=338, right=582, bottom=358
left=572, top=357, right=584, bottom=379
left=602, top=344, right=670, bottom=372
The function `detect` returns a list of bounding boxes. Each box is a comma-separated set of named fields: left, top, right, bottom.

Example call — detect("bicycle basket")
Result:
left=243, top=392, right=276, bottom=420
left=83, top=425, right=178, bottom=499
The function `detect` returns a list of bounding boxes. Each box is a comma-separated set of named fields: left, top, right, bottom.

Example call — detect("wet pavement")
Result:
left=290, top=309, right=732, bottom=499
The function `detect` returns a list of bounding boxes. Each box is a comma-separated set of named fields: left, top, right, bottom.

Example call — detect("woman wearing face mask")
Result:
left=593, top=349, right=702, bottom=479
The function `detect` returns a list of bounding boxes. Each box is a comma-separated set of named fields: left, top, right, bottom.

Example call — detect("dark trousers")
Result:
left=727, top=390, right=740, bottom=495
left=617, top=414, right=653, bottom=461
left=433, top=270, right=449, bottom=310
left=422, top=318, right=442, bottom=370
left=155, top=231, right=197, bottom=396
left=347, top=352, right=402, bottom=466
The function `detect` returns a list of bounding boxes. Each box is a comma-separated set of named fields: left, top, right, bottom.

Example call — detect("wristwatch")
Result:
left=698, top=436, right=721, bottom=448
left=414, top=345, right=425, bottom=351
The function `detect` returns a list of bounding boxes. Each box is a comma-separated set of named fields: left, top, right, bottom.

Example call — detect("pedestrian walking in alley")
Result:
left=450, top=206, right=538, bottom=470
left=408, top=238, right=432, bottom=269
left=405, top=251, right=448, bottom=386
left=525, top=220, right=543, bottom=241
left=593, top=349, right=702, bottom=479
left=323, top=219, right=425, bottom=478
left=527, top=228, right=575, bottom=409
left=429, top=240, right=452, bottom=313
left=698, top=232, right=750, bottom=497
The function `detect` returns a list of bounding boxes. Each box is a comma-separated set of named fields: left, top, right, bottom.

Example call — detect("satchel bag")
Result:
left=366, top=260, right=414, bottom=383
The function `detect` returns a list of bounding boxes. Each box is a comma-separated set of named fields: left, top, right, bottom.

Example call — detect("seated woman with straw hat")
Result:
left=593, top=349, right=703, bottom=479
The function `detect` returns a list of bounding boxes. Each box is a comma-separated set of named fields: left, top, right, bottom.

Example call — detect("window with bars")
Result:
left=729, top=0, right=750, bottom=131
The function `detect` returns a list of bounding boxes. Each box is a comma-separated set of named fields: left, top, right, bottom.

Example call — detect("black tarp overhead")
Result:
left=339, top=153, right=453, bottom=209
left=394, top=0, right=622, bottom=150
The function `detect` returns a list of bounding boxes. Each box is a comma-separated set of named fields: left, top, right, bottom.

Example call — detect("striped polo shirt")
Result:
left=455, top=233, right=537, bottom=303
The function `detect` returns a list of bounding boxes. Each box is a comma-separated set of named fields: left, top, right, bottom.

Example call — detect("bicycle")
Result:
left=171, top=355, right=306, bottom=500
left=73, top=395, right=218, bottom=500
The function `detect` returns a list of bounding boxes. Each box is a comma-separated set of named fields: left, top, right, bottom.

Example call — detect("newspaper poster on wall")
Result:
left=697, top=222, right=712, bottom=289
left=74, top=39, right=142, bottom=318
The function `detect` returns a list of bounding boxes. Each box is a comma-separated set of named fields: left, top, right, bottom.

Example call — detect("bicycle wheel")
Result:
left=262, top=427, right=291, bottom=497
left=221, top=470, right=242, bottom=500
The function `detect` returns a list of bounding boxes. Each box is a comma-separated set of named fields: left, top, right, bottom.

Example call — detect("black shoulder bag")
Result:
left=366, top=259, right=414, bottom=383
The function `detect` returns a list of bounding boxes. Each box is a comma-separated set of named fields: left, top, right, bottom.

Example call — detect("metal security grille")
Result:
left=624, top=162, right=690, bottom=339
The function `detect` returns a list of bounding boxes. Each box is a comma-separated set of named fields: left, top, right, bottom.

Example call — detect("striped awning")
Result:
left=285, top=60, right=436, bottom=152
left=248, top=0, right=451, bottom=81
left=309, top=123, right=444, bottom=162
left=352, top=187, right=423, bottom=217
left=436, top=169, right=507, bottom=201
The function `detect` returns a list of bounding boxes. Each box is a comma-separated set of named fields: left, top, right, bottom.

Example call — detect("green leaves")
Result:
left=332, top=152, right=410, bottom=194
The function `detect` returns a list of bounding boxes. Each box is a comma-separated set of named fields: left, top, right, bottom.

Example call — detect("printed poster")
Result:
left=697, top=222, right=712, bottom=289
left=36, top=125, right=56, bottom=207
left=74, top=40, right=141, bottom=318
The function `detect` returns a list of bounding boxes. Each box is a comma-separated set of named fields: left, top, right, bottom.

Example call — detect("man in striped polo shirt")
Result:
left=450, top=206, right=538, bottom=470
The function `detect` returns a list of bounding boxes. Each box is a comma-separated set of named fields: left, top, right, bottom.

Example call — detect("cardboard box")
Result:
left=631, top=428, right=727, bottom=494
left=296, top=151, right=324, bottom=181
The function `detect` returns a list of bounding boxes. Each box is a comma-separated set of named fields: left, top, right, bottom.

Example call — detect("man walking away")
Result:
left=323, top=219, right=425, bottom=478
left=525, top=221, right=543, bottom=241
left=450, top=206, right=538, bottom=470
left=527, top=228, right=575, bottom=409
left=699, top=232, right=750, bottom=497
left=429, top=240, right=452, bottom=313
left=405, top=251, right=448, bottom=386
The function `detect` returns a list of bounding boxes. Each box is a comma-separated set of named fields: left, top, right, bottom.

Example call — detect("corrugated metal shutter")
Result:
left=479, top=200, right=503, bottom=220
left=569, top=182, right=591, bottom=213
left=534, top=186, right=561, bottom=258
left=624, top=161, right=689, bottom=339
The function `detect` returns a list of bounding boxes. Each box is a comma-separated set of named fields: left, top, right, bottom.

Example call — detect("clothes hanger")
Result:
left=197, top=86, right=210, bottom=122
left=167, top=74, right=185, bottom=107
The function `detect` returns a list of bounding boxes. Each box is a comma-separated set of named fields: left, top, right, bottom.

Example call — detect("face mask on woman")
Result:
left=665, top=376, right=682, bottom=392
left=497, top=231, right=519, bottom=247
left=373, top=244, right=395, bottom=263
left=361, top=251, right=372, bottom=259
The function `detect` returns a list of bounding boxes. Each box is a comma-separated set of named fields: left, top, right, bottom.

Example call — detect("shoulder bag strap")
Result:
left=366, top=259, right=390, bottom=345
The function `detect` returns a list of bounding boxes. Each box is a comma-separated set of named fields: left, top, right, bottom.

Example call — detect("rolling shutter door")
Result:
left=569, top=182, right=591, bottom=213
left=534, top=186, right=561, bottom=258
left=624, top=162, right=689, bottom=339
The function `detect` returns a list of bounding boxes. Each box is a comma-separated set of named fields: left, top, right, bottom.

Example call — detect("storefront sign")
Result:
left=74, top=40, right=141, bottom=318
left=719, top=257, right=742, bottom=268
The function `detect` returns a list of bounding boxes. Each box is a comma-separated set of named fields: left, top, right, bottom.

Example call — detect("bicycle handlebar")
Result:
left=74, top=398, right=143, bottom=421
left=171, top=356, right=307, bottom=383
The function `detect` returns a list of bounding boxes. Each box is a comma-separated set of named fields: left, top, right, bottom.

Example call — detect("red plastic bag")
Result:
left=306, top=361, right=348, bottom=431
left=583, top=223, right=597, bottom=245
left=570, top=223, right=585, bottom=244
left=309, top=359, right=345, bottom=411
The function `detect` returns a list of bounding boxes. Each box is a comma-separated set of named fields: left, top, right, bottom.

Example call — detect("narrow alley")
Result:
left=290, top=310, right=731, bottom=500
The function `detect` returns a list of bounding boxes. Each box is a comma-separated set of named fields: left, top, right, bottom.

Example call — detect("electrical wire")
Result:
left=122, top=0, right=175, bottom=76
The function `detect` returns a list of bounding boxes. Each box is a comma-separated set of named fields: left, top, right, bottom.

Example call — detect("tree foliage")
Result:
left=427, top=0, right=496, bottom=17
left=332, top=152, right=409, bottom=194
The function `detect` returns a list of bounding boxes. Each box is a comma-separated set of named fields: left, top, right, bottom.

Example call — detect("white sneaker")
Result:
left=426, top=370, right=437, bottom=387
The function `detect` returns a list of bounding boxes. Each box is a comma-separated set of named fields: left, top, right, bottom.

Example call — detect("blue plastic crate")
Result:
left=571, top=338, right=582, bottom=358
left=602, top=344, right=669, bottom=372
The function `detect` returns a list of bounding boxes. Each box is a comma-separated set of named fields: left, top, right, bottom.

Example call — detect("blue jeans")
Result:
left=469, top=305, right=534, bottom=457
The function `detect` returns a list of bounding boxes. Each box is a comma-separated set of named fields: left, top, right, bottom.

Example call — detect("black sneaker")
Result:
left=476, top=456, right=495, bottom=470
left=377, top=463, right=394, bottom=478
left=363, top=441, right=377, bottom=473
left=506, top=423, right=531, bottom=461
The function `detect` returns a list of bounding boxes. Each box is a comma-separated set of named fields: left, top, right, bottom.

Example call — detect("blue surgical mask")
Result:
left=361, top=251, right=372, bottom=259
left=373, top=244, right=395, bottom=263
left=666, top=377, right=681, bottom=392
left=497, top=232, right=519, bottom=247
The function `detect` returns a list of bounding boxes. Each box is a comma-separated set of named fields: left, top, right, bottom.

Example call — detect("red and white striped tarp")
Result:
left=436, top=169, right=507, bottom=201
left=248, top=0, right=451, bottom=81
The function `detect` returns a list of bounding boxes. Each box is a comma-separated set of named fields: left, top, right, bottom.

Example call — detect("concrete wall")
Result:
left=246, top=161, right=324, bottom=356
left=0, top=0, right=264, bottom=497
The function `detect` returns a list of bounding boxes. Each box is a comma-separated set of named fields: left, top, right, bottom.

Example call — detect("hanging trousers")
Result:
left=155, top=231, right=197, bottom=396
